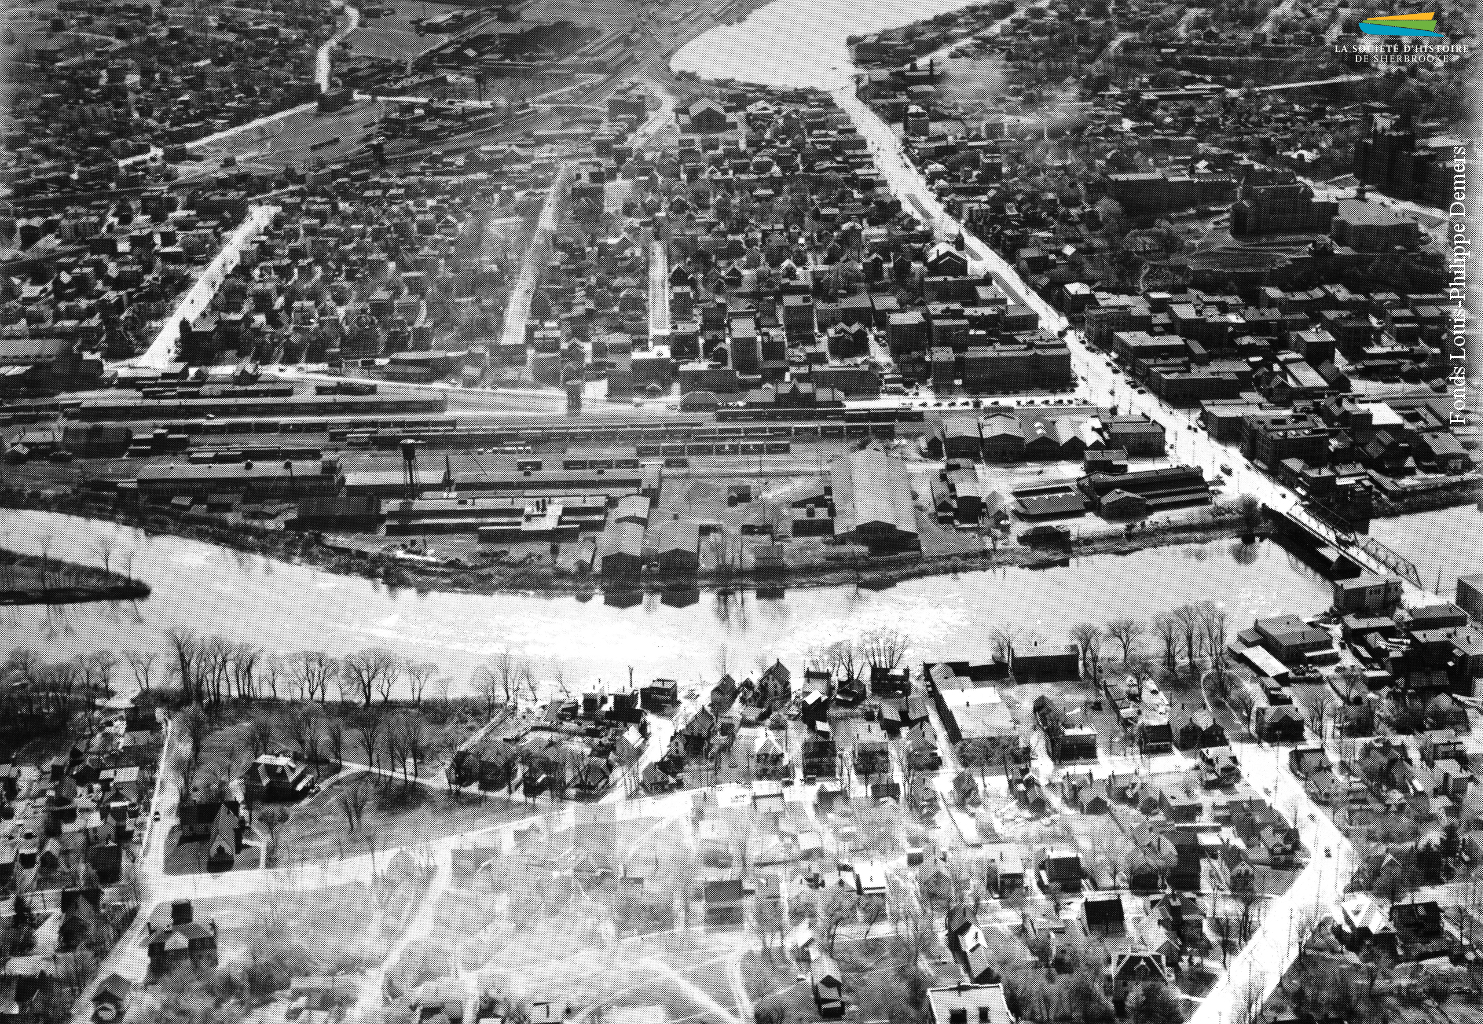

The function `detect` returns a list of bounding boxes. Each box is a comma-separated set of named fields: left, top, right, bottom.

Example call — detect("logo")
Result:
left=1359, top=11, right=1445, bottom=36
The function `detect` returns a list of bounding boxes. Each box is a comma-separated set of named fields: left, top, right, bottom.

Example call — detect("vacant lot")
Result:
left=273, top=770, right=536, bottom=865
left=345, top=7, right=448, bottom=61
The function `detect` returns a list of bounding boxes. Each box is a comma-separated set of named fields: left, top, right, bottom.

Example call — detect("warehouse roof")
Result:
left=831, top=450, right=917, bottom=538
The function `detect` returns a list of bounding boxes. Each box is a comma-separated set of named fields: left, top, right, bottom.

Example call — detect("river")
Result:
left=1363, top=504, right=1483, bottom=597
left=2, top=510, right=1335, bottom=698
left=671, top=0, right=978, bottom=90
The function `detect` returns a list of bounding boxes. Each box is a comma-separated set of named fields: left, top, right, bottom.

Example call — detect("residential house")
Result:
left=1138, top=716, right=1174, bottom=756
left=802, top=737, right=838, bottom=780
left=983, top=844, right=1026, bottom=899
left=241, top=754, right=313, bottom=803
left=1178, top=713, right=1227, bottom=750
left=1107, top=951, right=1170, bottom=1004
left=1084, top=894, right=1126, bottom=937
left=925, top=984, right=1015, bottom=1024
left=1334, top=893, right=1398, bottom=952
left=1289, top=747, right=1332, bottom=779
left=1159, top=785, right=1203, bottom=823
left=703, top=879, right=746, bottom=926
left=1199, top=747, right=1242, bottom=788
left=946, top=905, right=998, bottom=983
left=1150, top=892, right=1207, bottom=955
left=142, top=901, right=218, bottom=974
left=1062, top=772, right=1109, bottom=814
left=1391, top=900, right=1448, bottom=958
left=810, top=955, right=846, bottom=1018
left=205, top=804, right=241, bottom=870
left=92, top=973, right=131, bottom=1021
left=1018, top=773, right=1049, bottom=815
left=1039, top=848, right=1083, bottom=893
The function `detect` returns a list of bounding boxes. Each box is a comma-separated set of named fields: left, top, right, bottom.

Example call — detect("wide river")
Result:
left=671, top=0, right=977, bottom=90
left=3, top=510, right=1336, bottom=697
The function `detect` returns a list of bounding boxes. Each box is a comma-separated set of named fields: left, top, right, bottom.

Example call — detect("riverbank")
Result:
left=0, top=543, right=151, bottom=605
left=0, top=505, right=1339, bottom=696
left=1, top=486, right=1262, bottom=599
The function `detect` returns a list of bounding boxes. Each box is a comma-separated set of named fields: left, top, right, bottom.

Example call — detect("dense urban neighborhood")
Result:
left=0, top=0, right=1478, bottom=1021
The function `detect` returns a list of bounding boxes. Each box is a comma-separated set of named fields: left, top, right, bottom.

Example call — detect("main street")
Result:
left=499, top=164, right=576, bottom=353
left=131, top=204, right=282, bottom=371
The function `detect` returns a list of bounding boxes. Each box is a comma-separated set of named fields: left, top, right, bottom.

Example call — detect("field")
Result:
left=272, top=770, right=537, bottom=865
left=344, top=7, right=449, bottom=61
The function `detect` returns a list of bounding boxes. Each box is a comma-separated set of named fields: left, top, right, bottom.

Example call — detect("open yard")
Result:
left=271, top=769, right=537, bottom=866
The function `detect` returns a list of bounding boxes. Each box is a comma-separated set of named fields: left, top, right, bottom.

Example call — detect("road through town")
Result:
left=1182, top=740, right=1356, bottom=1024
left=499, top=164, right=575, bottom=353
left=132, top=205, right=282, bottom=370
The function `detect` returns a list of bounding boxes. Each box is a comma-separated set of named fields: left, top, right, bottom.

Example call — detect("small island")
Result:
left=0, top=545, right=151, bottom=605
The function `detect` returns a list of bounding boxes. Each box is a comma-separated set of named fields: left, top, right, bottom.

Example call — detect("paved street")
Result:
left=131, top=205, right=282, bottom=370
left=1185, top=740, right=1356, bottom=1024
left=499, top=164, right=575, bottom=352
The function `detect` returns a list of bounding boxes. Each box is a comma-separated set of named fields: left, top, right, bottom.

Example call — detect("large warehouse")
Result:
left=830, top=450, right=920, bottom=552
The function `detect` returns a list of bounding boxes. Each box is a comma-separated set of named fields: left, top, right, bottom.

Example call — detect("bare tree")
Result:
left=1171, top=603, right=1203, bottom=681
left=343, top=649, right=399, bottom=708
left=355, top=710, right=385, bottom=772
left=374, top=655, right=404, bottom=705
left=1238, top=494, right=1264, bottom=534
left=860, top=627, right=908, bottom=671
left=259, top=654, right=283, bottom=700
left=83, top=650, right=118, bottom=703
left=325, top=716, right=346, bottom=768
left=550, top=661, right=570, bottom=699
left=123, top=650, right=157, bottom=693
left=406, top=662, right=437, bottom=707
left=493, top=648, right=520, bottom=704
left=166, top=628, right=202, bottom=703
left=1151, top=614, right=1180, bottom=679
left=292, top=650, right=339, bottom=705
left=180, top=703, right=211, bottom=769
left=1105, top=618, right=1145, bottom=661
left=824, top=640, right=861, bottom=688
left=256, top=806, right=289, bottom=863
left=172, top=748, right=199, bottom=801
left=1068, top=622, right=1104, bottom=678
left=248, top=713, right=276, bottom=760
left=337, top=778, right=372, bottom=833
left=989, top=625, right=1019, bottom=663
left=1199, top=602, right=1231, bottom=687
left=472, top=663, right=504, bottom=718
left=283, top=707, right=321, bottom=775
left=229, top=642, right=261, bottom=700
left=1305, top=694, right=1335, bottom=741
left=92, top=537, right=115, bottom=576
left=392, top=712, right=432, bottom=780
left=821, top=889, right=856, bottom=956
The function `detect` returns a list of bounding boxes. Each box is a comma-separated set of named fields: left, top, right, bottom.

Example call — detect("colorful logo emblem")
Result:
left=1359, top=11, right=1445, bottom=36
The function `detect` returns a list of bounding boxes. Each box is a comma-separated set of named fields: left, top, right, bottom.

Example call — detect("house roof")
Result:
left=926, top=985, right=1014, bottom=1024
left=1084, top=894, right=1125, bottom=927
left=1338, top=893, right=1394, bottom=935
